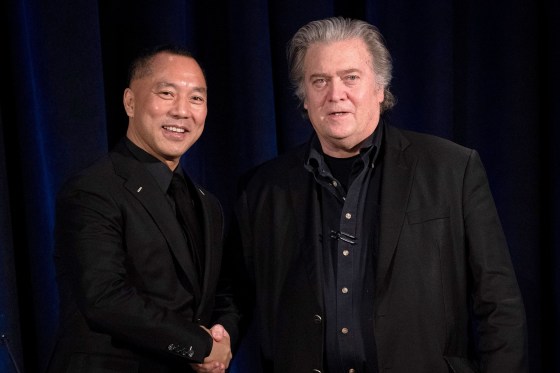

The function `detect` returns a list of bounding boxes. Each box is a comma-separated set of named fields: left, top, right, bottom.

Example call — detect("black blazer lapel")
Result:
left=377, top=127, right=417, bottom=293
left=194, top=186, right=222, bottom=314
left=110, top=148, right=202, bottom=302
left=288, top=158, right=324, bottom=308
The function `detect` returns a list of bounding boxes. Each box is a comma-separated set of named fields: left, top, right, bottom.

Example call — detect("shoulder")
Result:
left=59, top=155, right=114, bottom=193
left=387, top=125, right=475, bottom=166
left=57, top=142, right=134, bottom=200
left=239, top=143, right=307, bottom=190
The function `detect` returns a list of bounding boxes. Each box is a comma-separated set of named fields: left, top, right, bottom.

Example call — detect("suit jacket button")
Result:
left=313, top=314, right=322, bottom=324
left=312, top=370, right=322, bottom=373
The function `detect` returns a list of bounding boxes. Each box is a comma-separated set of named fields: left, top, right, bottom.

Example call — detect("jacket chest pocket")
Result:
left=406, top=205, right=450, bottom=225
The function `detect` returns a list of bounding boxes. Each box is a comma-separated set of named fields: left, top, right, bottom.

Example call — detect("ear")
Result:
left=376, top=85, right=385, bottom=103
left=123, top=88, right=134, bottom=117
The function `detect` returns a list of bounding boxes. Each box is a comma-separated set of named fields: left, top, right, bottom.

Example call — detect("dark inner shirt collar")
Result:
left=124, top=137, right=182, bottom=193
left=305, top=118, right=385, bottom=176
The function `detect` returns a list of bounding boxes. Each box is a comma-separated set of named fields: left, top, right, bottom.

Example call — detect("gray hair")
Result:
left=287, top=17, right=396, bottom=113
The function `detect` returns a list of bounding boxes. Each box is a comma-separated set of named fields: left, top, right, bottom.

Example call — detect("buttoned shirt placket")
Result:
left=332, top=156, right=372, bottom=371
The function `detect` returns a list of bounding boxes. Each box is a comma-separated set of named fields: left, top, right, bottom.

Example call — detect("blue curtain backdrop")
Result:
left=0, top=0, right=558, bottom=372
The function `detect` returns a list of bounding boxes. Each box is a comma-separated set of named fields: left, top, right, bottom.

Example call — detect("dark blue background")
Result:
left=1, top=0, right=557, bottom=372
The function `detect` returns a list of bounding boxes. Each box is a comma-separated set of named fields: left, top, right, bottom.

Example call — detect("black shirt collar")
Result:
left=124, top=137, right=182, bottom=193
left=305, top=118, right=385, bottom=173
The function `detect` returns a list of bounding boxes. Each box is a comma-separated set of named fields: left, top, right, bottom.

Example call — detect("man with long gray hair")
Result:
left=234, top=17, right=527, bottom=372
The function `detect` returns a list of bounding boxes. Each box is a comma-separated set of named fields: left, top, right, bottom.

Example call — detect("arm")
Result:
left=55, top=179, right=212, bottom=363
left=208, top=202, right=242, bottom=348
left=463, top=150, right=528, bottom=372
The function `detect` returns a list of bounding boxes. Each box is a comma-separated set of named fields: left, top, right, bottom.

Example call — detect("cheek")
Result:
left=194, top=108, right=208, bottom=125
left=303, top=94, right=323, bottom=113
left=138, top=105, right=161, bottom=120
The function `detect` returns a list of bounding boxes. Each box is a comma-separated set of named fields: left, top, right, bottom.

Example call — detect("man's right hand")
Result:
left=190, top=325, right=232, bottom=373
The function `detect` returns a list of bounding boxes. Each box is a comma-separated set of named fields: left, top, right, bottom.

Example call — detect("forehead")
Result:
left=304, top=38, right=372, bottom=73
left=141, top=52, right=206, bottom=86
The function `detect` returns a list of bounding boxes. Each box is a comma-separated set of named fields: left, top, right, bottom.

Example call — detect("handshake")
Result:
left=190, top=324, right=232, bottom=373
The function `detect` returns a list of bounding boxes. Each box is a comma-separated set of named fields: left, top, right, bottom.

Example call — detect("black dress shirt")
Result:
left=305, top=121, right=384, bottom=373
left=124, top=138, right=204, bottom=287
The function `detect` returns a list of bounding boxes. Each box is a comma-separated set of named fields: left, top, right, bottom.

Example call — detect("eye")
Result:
left=312, top=78, right=327, bottom=88
left=158, top=90, right=174, bottom=99
left=345, top=74, right=359, bottom=82
left=191, top=95, right=206, bottom=104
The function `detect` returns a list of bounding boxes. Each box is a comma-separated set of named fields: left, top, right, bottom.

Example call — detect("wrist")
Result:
left=201, top=327, right=214, bottom=358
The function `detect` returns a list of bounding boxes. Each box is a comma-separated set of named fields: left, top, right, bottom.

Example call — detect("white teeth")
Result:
left=163, top=126, right=186, bottom=133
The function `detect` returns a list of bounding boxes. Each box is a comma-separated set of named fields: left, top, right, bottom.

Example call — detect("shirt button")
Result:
left=341, top=327, right=349, bottom=334
left=345, top=212, right=352, bottom=219
left=332, top=180, right=338, bottom=187
left=341, top=287, right=349, bottom=294
left=343, top=249, right=350, bottom=256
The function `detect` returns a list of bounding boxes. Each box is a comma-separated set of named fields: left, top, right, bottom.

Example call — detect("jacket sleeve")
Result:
left=54, top=177, right=213, bottom=363
left=462, top=150, right=528, bottom=372
left=210, top=197, right=242, bottom=350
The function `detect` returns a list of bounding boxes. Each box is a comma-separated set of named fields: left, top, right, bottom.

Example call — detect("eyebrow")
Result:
left=309, top=73, right=329, bottom=80
left=337, top=68, right=362, bottom=76
left=308, top=68, right=362, bottom=79
left=154, top=81, right=207, bottom=94
left=191, top=86, right=207, bottom=94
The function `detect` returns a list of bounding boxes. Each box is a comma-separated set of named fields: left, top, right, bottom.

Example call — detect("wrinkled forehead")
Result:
left=303, top=39, right=373, bottom=72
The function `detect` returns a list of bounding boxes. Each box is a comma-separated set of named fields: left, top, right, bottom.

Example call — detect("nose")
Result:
left=327, top=79, right=347, bottom=102
left=170, top=96, right=191, bottom=118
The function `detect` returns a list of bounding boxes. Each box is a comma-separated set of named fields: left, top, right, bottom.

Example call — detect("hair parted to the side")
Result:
left=287, top=17, right=396, bottom=114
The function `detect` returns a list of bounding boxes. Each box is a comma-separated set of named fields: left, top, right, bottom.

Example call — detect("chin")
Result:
left=327, top=130, right=353, bottom=140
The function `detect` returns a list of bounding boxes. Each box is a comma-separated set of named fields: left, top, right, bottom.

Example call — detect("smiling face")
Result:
left=303, top=38, right=385, bottom=157
left=123, top=52, right=207, bottom=170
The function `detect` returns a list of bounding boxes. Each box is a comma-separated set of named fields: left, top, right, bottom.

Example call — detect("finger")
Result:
left=191, top=362, right=222, bottom=373
left=211, top=324, right=224, bottom=336
left=210, top=324, right=226, bottom=341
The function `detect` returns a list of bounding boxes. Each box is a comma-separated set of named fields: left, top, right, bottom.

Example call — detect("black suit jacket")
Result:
left=48, top=140, right=238, bottom=373
left=236, top=124, right=527, bottom=373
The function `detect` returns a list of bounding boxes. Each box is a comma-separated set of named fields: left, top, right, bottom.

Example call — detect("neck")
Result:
left=319, top=138, right=365, bottom=158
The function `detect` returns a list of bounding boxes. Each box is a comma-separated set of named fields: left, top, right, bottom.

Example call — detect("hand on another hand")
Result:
left=190, top=324, right=232, bottom=373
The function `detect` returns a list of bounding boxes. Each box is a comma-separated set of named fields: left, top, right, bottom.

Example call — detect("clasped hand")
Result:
left=190, top=324, right=232, bottom=373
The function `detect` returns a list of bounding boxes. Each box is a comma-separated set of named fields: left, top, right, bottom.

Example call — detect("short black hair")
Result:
left=127, top=44, right=197, bottom=86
